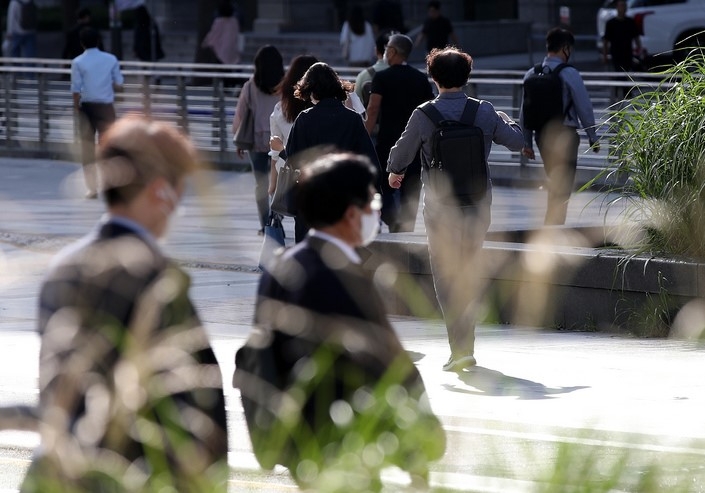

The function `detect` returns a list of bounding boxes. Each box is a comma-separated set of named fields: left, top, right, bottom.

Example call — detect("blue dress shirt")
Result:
left=71, top=48, right=124, bottom=104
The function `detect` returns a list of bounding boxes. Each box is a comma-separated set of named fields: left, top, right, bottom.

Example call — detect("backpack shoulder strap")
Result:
left=366, top=66, right=376, bottom=77
left=418, top=101, right=444, bottom=126
left=459, top=98, right=480, bottom=125
left=533, top=63, right=544, bottom=75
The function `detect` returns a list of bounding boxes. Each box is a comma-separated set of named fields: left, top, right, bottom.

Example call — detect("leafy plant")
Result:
left=597, top=53, right=705, bottom=259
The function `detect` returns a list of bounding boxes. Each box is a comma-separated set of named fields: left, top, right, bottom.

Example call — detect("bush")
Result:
left=601, top=53, right=705, bottom=259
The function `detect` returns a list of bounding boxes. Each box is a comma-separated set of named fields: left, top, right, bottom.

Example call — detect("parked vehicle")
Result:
left=597, top=0, right=705, bottom=67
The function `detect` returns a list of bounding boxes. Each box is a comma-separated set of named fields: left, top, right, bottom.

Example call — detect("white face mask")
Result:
left=359, top=193, right=382, bottom=246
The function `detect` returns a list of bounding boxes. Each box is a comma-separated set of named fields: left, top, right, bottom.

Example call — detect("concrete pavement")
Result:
left=3, top=158, right=705, bottom=491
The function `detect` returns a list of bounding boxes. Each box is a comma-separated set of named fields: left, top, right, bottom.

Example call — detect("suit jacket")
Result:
left=31, top=220, right=228, bottom=492
left=285, top=98, right=380, bottom=169
left=235, top=235, right=446, bottom=476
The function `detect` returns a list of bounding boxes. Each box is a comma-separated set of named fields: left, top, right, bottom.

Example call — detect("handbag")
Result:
left=270, top=163, right=300, bottom=217
left=233, top=84, right=254, bottom=151
left=258, top=212, right=285, bottom=270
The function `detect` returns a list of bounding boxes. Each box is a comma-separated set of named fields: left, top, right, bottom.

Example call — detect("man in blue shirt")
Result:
left=521, top=28, right=600, bottom=225
left=71, top=27, right=124, bottom=198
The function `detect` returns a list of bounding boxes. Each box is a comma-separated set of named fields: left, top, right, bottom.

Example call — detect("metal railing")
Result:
left=0, top=57, right=670, bottom=170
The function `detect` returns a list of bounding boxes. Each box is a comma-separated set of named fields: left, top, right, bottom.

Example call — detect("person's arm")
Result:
left=564, top=70, right=600, bottom=152
left=232, top=80, right=250, bottom=135
left=387, top=108, right=425, bottom=185
left=519, top=70, right=535, bottom=159
left=71, top=61, right=81, bottom=111
left=491, top=107, right=524, bottom=152
left=6, top=1, right=17, bottom=38
left=112, top=60, right=124, bottom=92
left=365, top=93, right=381, bottom=134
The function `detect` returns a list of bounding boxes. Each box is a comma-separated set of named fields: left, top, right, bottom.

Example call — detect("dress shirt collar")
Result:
left=437, top=90, right=467, bottom=100
left=309, top=229, right=361, bottom=264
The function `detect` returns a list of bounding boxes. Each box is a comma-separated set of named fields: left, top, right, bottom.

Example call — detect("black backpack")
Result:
left=19, top=0, right=38, bottom=31
left=419, top=98, right=488, bottom=206
left=522, top=63, right=571, bottom=131
left=360, top=66, right=376, bottom=108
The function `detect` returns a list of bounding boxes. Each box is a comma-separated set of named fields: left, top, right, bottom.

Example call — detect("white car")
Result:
left=597, top=0, right=705, bottom=67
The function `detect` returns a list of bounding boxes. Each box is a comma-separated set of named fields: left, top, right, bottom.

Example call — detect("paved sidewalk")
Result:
left=4, top=158, right=705, bottom=492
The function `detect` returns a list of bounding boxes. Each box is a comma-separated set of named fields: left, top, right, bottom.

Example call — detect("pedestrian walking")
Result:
left=415, top=1, right=459, bottom=53
left=387, top=47, right=524, bottom=372
left=21, top=115, right=229, bottom=493
left=340, top=5, right=376, bottom=67
left=62, top=7, right=102, bottom=61
left=133, top=3, right=165, bottom=62
left=232, top=44, right=284, bottom=234
left=71, top=27, right=124, bottom=198
left=235, top=152, right=446, bottom=491
left=201, top=0, right=241, bottom=66
left=602, top=0, right=642, bottom=72
left=268, top=55, right=318, bottom=196
left=521, top=27, right=600, bottom=226
left=353, top=31, right=390, bottom=112
left=5, top=0, right=37, bottom=58
left=365, top=33, right=433, bottom=232
left=271, top=62, right=379, bottom=242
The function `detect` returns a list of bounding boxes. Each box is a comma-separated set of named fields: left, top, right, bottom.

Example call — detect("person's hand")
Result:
left=521, top=147, right=535, bottom=160
left=389, top=172, right=404, bottom=189
left=236, top=148, right=246, bottom=159
left=590, top=140, right=601, bottom=153
left=270, top=135, right=284, bottom=152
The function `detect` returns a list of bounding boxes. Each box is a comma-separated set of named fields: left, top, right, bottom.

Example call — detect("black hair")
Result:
left=79, top=27, right=101, bottom=49
left=253, top=45, right=285, bottom=95
left=296, top=153, right=378, bottom=228
left=217, top=0, right=234, bottom=17
left=348, top=5, right=366, bottom=36
left=546, top=27, right=575, bottom=53
left=294, top=62, right=351, bottom=102
left=375, top=31, right=390, bottom=55
left=428, top=1, right=441, bottom=10
left=426, top=47, right=472, bottom=89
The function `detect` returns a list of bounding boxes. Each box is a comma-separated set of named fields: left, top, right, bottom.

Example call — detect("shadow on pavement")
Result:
left=444, top=367, right=589, bottom=400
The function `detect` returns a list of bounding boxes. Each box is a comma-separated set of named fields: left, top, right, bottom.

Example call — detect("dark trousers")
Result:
left=78, top=102, right=116, bottom=193
left=536, top=123, right=580, bottom=226
left=249, top=151, right=271, bottom=231
left=376, top=144, right=422, bottom=232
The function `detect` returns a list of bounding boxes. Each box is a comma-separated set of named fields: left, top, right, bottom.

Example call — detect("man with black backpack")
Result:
left=5, top=0, right=37, bottom=58
left=387, top=47, right=523, bottom=372
left=521, top=27, right=600, bottom=226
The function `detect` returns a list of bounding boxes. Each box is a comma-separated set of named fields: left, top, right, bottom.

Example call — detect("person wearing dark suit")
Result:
left=62, top=7, right=103, bottom=61
left=21, top=116, right=228, bottom=493
left=270, top=62, right=380, bottom=243
left=234, top=153, right=446, bottom=492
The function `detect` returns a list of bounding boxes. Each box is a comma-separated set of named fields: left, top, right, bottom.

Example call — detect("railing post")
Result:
left=141, top=75, right=152, bottom=117
left=38, top=72, right=47, bottom=146
left=212, top=76, right=227, bottom=159
left=3, top=73, right=14, bottom=145
left=176, top=75, right=189, bottom=134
